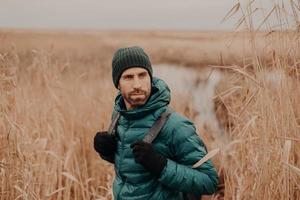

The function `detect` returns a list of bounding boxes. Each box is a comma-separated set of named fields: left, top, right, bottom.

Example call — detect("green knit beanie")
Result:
left=112, top=46, right=153, bottom=88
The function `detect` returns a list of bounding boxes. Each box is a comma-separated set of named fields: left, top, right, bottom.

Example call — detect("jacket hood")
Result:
left=114, top=77, right=171, bottom=119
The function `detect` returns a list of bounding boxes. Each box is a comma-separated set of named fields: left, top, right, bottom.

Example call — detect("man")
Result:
left=94, top=46, right=219, bottom=200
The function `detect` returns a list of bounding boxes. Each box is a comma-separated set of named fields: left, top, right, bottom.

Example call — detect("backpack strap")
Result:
left=108, top=111, right=120, bottom=136
left=143, top=108, right=173, bottom=143
left=107, top=108, right=173, bottom=141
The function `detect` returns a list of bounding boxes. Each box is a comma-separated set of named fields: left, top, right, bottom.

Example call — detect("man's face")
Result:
left=118, top=67, right=151, bottom=110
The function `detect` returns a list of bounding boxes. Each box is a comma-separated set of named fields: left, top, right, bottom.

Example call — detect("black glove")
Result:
left=94, top=131, right=117, bottom=163
left=130, top=140, right=167, bottom=177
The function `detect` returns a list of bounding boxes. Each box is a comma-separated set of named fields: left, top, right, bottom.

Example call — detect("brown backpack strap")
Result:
left=143, top=109, right=173, bottom=143
left=108, top=112, right=120, bottom=136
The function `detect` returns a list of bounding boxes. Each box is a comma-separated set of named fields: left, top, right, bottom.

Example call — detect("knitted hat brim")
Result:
left=114, top=66, right=153, bottom=88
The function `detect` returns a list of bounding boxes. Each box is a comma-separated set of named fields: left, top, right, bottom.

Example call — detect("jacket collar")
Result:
left=114, top=77, right=171, bottom=120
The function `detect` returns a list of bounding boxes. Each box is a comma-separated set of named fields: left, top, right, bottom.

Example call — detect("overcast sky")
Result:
left=0, top=0, right=293, bottom=31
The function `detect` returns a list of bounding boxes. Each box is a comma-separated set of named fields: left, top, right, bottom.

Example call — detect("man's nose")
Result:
left=133, top=77, right=141, bottom=89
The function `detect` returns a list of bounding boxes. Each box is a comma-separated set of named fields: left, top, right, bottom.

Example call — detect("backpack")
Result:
left=107, top=108, right=201, bottom=200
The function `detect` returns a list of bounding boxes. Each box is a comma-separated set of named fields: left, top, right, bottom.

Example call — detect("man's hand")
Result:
left=94, top=131, right=117, bottom=163
left=130, top=140, right=167, bottom=177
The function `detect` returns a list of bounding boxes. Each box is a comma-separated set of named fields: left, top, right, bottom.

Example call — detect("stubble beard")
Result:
left=124, top=89, right=150, bottom=108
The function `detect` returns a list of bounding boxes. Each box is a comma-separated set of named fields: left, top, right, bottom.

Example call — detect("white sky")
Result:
left=0, top=0, right=296, bottom=31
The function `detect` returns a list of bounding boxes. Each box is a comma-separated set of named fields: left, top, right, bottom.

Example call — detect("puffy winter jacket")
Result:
left=112, top=77, right=218, bottom=200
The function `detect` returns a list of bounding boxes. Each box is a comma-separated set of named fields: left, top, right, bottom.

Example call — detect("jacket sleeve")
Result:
left=158, top=118, right=219, bottom=196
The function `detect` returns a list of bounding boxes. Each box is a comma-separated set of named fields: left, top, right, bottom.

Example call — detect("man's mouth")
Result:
left=130, top=91, right=146, bottom=95
left=131, top=93, right=144, bottom=95
left=131, top=94, right=145, bottom=97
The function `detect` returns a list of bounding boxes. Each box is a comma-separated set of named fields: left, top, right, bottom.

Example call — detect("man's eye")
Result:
left=123, top=75, right=132, bottom=80
left=139, top=73, right=147, bottom=78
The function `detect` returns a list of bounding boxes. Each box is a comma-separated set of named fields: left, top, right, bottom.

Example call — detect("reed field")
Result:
left=1, top=1, right=300, bottom=200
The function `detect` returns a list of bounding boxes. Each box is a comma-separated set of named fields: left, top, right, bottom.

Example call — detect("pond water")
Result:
left=154, top=64, right=223, bottom=136
left=154, top=64, right=287, bottom=143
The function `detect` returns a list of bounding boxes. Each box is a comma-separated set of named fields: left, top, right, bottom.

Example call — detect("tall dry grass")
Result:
left=1, top=49, right=116, bottom=199
left=207, top=1, right=300, bottom=199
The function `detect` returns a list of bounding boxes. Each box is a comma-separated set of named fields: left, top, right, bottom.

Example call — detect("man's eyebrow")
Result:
left=138, top=71, right=148, bottom=75
left=122, top=74, right=133, bottom=77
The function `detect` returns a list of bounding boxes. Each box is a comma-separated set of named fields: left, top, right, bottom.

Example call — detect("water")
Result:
left=154, top=64, right=287, bottom=143
left=154, top=64, right=223, bottom=137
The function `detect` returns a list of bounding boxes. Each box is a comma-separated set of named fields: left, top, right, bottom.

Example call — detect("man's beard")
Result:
left=124, top=89, right=150, bottom=108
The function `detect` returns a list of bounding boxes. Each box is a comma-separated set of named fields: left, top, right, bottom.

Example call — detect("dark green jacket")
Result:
left=112, top=77, right=218, bottom=200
